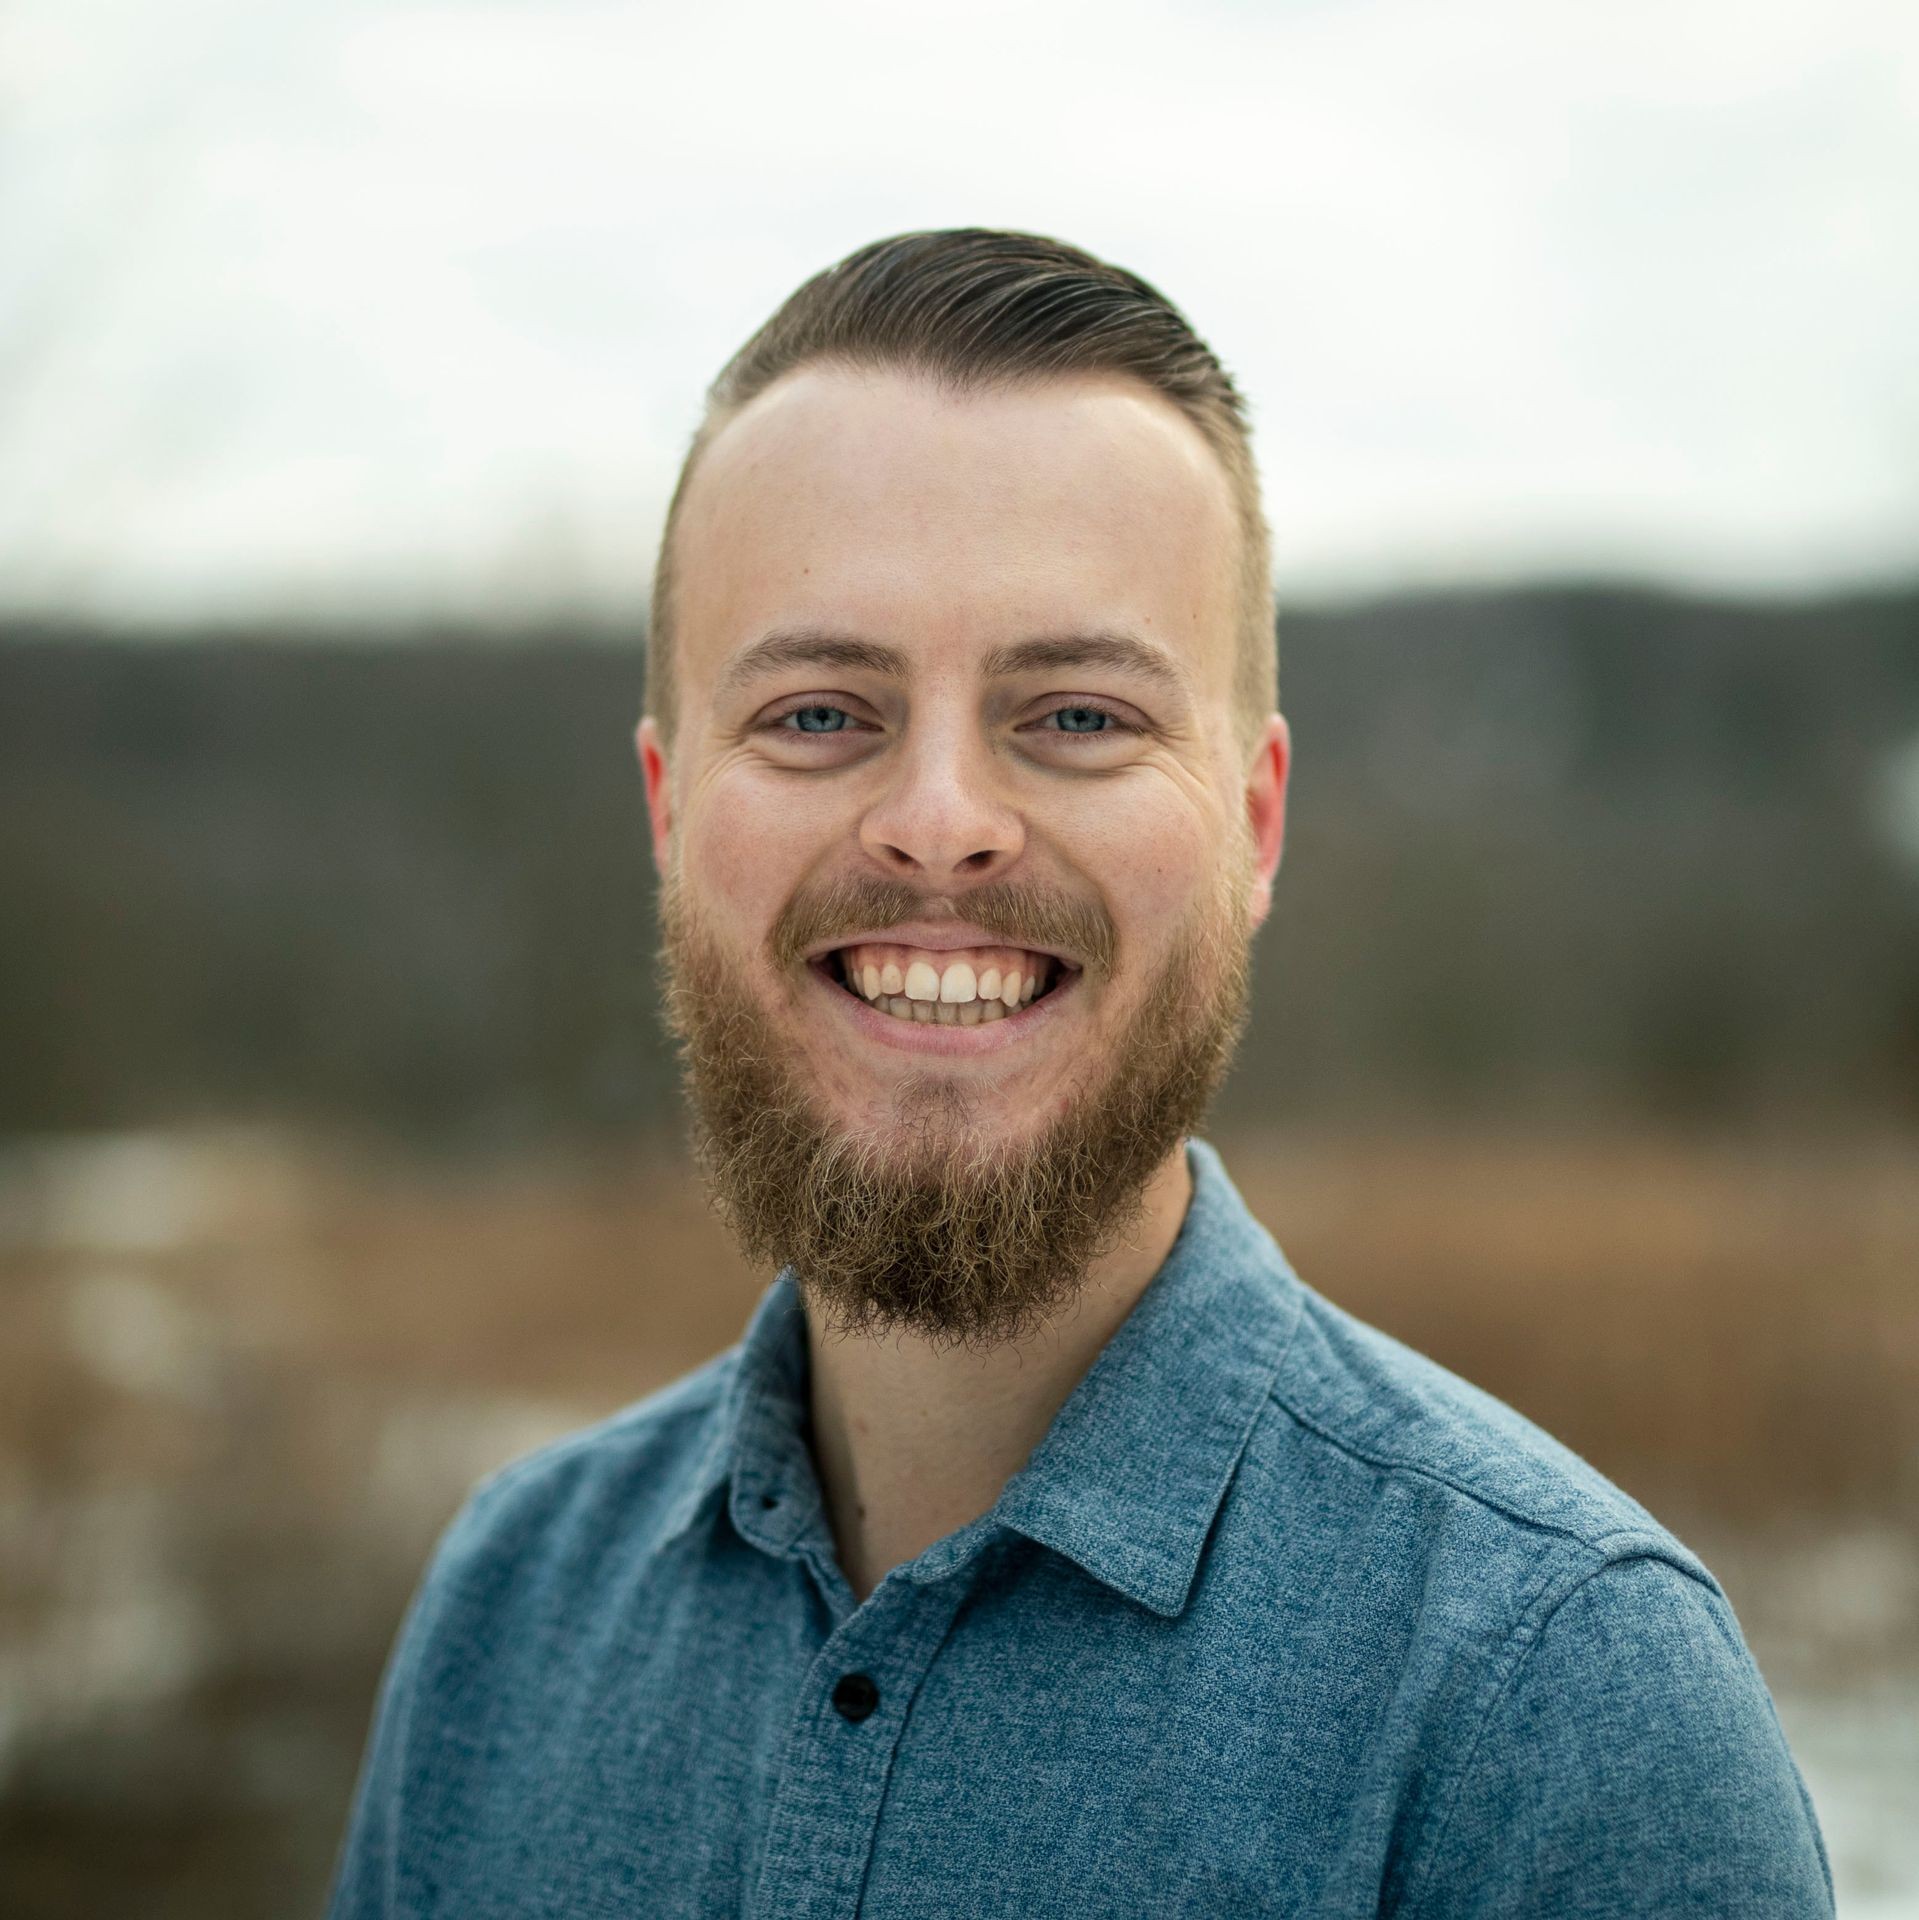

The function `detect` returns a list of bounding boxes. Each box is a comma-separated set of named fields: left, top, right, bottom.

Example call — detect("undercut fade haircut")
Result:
left=644, top=227, right=1277, bottom=760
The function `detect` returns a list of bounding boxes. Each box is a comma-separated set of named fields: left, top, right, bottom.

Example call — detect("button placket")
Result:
left=748, top=1569, right=974, bottom=1920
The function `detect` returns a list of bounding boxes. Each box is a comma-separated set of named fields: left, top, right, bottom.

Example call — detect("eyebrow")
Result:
left=983, top=633, right=1190, bottom=698
left=715, top=627, right=1192, bottom=701
left=715, top=631, right=904, bottom=696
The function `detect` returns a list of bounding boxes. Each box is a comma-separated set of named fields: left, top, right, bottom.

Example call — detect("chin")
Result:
left=838, top=1080, right=1078, bottom=1170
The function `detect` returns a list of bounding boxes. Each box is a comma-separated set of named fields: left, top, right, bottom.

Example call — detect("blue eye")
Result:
left=784, top=706, right=851, bottom=733
left=1050, top=707, right=1112, bottom=734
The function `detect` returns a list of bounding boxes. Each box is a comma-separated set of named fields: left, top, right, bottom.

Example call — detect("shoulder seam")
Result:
left=1266, top=1385, right=1690, bottom=1561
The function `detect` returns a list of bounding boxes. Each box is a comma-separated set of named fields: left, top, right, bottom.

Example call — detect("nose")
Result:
left=858, top=724, right=1025, bottom=883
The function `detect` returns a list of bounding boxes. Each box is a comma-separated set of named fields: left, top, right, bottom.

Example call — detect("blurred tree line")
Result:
left=2, top=584, right=1915, bottom=1144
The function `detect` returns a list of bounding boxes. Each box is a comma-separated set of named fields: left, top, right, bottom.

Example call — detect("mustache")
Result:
left=769, top=873, right=1117, bottom=980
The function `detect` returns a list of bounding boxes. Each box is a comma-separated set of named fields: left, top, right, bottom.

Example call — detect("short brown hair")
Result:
left=645, top=228, right=1276, bottom=758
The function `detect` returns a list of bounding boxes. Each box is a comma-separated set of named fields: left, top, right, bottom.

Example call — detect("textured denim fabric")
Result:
left=327, top=1138, right=1834, bottom=1917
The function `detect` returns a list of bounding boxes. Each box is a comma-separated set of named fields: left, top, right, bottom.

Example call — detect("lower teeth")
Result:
left=873, top=994, right=1007, bottom=1025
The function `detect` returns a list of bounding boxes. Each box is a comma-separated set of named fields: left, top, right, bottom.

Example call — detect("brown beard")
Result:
left=657, top=854, right=1253, bottom=1351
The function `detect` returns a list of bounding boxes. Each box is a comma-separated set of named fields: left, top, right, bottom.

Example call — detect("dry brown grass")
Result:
left=6, top=1122, right=1913, bottom=1526
left=1220, top=1126, right=1919, bottom=1525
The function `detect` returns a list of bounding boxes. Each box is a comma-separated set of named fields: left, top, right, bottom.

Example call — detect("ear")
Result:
left=636, top=715, right=673, bottom=875
left=1243, top=712, right=1290, bottom=932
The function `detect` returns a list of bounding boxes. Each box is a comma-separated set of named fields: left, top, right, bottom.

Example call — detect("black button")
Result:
left=831, top=1672, right=879, bottom=1723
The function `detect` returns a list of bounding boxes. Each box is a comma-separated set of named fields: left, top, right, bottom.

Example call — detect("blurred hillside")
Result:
left=3, top=583, right=1916, bottom=1142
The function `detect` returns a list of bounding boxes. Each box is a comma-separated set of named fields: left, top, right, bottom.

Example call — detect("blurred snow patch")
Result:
left=0, top=1126, right=303, bottom=1254
left=0, top=1133, right=225, bottom=1254
left=1776, top=1676, right=1919, bottom=1918
left=64, top=1270, right=219, bottom=1404
left=1767, top=1522, right=1919, bottom=1649
left=0, top=1574, right=213, bottom=1777
left=369, top=1393, right=595, bottom=1542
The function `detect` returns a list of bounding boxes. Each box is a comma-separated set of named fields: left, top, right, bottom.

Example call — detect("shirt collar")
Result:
left=660, top=1137, right=1304, bottom=1619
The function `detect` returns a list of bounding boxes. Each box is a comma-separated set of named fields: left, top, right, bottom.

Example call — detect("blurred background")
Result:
left=2, top=0, right=1916, bottom=1912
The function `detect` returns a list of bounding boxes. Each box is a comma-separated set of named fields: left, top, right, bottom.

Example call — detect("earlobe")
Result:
left=636, top=716, right=673, bottom=875
left=1243, top=713, right=1290, bottom=931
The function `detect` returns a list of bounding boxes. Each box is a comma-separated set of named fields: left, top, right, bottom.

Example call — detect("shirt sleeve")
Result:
left=322, top=1486, right=494, bottom=1920
left=323, top=1559, right=431, bottom=1920
left=1404, top=1552, right=1834, bottom=1919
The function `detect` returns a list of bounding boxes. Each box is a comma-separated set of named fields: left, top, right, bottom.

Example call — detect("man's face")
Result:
left=639, top=365, right=1288, bottom=1344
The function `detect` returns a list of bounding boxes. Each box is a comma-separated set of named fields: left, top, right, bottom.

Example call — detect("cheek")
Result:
left=1049, top=778, right=1219, bottom=943
left=680, top=768, right=847, bottom=935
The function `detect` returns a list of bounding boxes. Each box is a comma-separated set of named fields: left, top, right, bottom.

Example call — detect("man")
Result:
left=328, top=231, right=1833, bottom=1916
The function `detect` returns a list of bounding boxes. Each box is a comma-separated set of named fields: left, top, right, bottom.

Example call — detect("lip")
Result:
left=801, top=921, right=1083, bottom=969
left=804, top=954, right=1081, bottom=1056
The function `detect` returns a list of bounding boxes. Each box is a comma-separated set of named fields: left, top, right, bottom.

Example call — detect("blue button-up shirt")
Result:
left=328, top=1138, right=1833, bottom=1917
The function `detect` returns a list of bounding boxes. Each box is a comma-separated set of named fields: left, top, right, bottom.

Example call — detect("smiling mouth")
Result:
left=814, top=940, right=1077, bottom=1027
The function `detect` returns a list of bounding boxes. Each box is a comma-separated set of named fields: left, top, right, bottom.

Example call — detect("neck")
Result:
left=803, top=1138, right=1194, bottom=1605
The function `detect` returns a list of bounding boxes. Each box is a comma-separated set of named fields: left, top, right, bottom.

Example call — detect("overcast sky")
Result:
left=1, top=0, right=1914, bottom=627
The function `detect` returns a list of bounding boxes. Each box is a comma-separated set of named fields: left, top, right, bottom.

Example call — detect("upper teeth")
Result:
left=835, top=942, right=1055, bottom=1016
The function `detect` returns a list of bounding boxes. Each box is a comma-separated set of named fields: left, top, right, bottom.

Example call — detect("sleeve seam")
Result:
left=1395, top=1543, right=1708, bottom=1919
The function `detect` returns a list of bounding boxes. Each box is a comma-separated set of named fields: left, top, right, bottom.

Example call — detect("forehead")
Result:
left=670, top=363, right=1241, bottom=705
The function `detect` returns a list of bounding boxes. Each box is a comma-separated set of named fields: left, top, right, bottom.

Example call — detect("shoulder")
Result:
left=1189, top=1140, right=1700, bottom=1591
left=1258, top=1277, right=1708, bottom=1583
left=1402, top=1551, right=1833, bottom=1915
left=1230, top=1283, right=1831, bottom=1911
left=1220, top=1268, right=1738, bottom=1735
left=419, top=1343, right=740, bottom=1612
